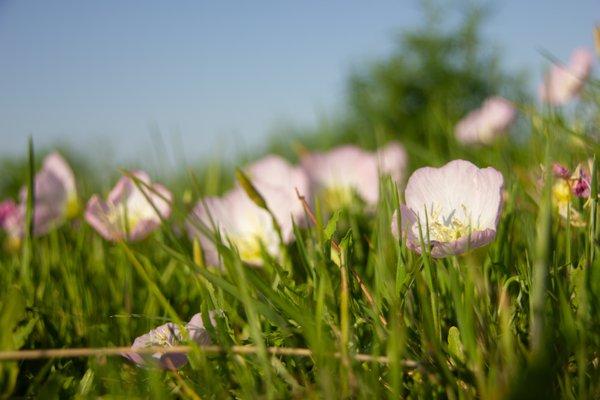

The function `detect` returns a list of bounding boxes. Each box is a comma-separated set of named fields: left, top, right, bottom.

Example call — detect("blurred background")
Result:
left=0, top=0, right=597, bottom=170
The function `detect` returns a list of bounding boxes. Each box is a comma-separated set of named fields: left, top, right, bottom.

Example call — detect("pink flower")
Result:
left=570, top=163, right=591, bottom=198
left=85, top=171, right=172, bottom=242
left=455, top=97, right=516, bottom=145
left=0, top=200, right=17, bottom=229
left=301, top=142, right=407, bottom=208
left=124, top=313, right=214, bottom=370
left=392, top=160, right=504, bottom=258
left=539, top=48, right=594, bottom=105
left=377, top=142, right=408, bottom=183
left=242, top=155, right=311, bottom=235
left=186, top=188, right=283, bottom=266
left=552, top=163, right=571, bottom=179
left=0, top=152, right=78, bottom=239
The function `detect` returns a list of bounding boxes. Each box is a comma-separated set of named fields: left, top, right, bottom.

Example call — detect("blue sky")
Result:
left=0, top=0, right=597, bottom=166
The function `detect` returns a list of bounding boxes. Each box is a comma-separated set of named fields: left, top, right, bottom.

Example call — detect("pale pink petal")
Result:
left=107, top=175, right=135, bottom=206
left=377, top=141, right=408, bottom=182
left=400, top=160, right=503, bottom=257
left=429, top=229, right=497, bottom=258
left=17, top=168, right=67, bottom=234
left=186, top=196, right=232, bottom=266
left=466, top=167, right=504, bottom=229
left=0, top=200, right=17, bottom=229
left=455, top=97, right=515, bottom=144
left=15, top=152, right=79, bottom=231
left=540, top=47, right=594, bottom=105
left=393, top=205, right=420, bottom=251
left=128, top=219, right=161, bottom=242
left=126, top=322, right=187, bottom=370
left=301, top=145, right=379, bottom=205
left=187, top=188, right=281, bottom=266
left=186, top=312, right=215, bottom=346
left=244, top=155, right=310, bottom=238
left=32, top=204, right=64, bottom=236
left=552, top=163, right=570, bottom=179
left=85, top=195, right=123, bottom=241
left=85, top=171, right=171, bottom=242
left=42, top=152, right=76, bottom=197
left=570, top=47, right=594, bottom=80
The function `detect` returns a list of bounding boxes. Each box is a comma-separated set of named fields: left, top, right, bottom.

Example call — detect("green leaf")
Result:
left=235, top=168, right=268, bottom=210
left=448, top=326, right=465, bottom=362
left=0, top=286, right=27, bottom=350
left=324, top=210, right=341, bottom=241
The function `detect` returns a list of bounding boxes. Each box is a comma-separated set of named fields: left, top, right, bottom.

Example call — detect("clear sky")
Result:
left=0, top=0, right=597, bottom=166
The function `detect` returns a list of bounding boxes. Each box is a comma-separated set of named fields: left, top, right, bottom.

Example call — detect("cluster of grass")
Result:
left=1, top=8, right=600, bottom=400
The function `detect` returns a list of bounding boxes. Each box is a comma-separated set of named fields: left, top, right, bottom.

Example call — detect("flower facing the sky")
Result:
left=0, top=152, right=79, bottom=241
left=124, top=313, right=214, bottom=370
left=392, top=160, right=504, bottom=258
left=455, top=97, right=517, bottom=145
left=539, top=47, right=594, bottom=106
left=301, top=142, right=407, bottom=209
left=187, top=187, right=284, bottom=266
left=85, top=171, right=172, bottom=242
left=242, top=154, right=311, bottom=237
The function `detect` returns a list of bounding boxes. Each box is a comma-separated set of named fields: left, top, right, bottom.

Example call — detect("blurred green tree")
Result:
left=270, top=2, right=528, bottom=165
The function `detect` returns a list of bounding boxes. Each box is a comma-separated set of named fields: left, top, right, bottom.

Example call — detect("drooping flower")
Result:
left=124, top=313, right=214, bottom=370
left=551, top=178, right=586, bottom=228
left=552, top=163, right=571, bottom=179
left=301, top=142, right=407, bottom=209
left=539, top=48, right=594, bottom=106
left=455, top=97, right=517, bottom=145
left=549, top=161, right=593, bottom=227
left=0, top=153, right=79, bottom=240
left=392, top=160, right=503, bottom=258
left=242, top=154, right=311, bottom=237
left=85, top=171, right=172, bottom=242
left=186, top=188, right=283, bottom=266
left=570, top=163, right=591, bottom=198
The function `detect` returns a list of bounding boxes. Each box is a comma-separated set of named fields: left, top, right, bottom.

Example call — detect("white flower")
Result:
left=392, top=160, right=504, bottom=257
left=187, top=188, right=283, bottom=266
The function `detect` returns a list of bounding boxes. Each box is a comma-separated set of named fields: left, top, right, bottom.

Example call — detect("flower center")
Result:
left=64, top=195, right=80, bottom=219
left=417, top=205, right=477, bottom=243
left=552, top=180, right=572, bottom=205
left=149, top=325, right=181, bottom=348
left=322, top=186, right=355, bottom=209
left=230, top=233, right=270, bottom=264
left=106, top=205, right=148, bottom=236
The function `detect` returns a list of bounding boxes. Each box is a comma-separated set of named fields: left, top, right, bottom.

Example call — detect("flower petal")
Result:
left=85, top=171, right=171, bottom=242
left=377, top=141, right=408, bottom=182
left=187, top=188, right=281, bottom=266
left=455, top=97, right=515, bottom=144
left=244, top=155, right=310, bottom=239
left=429, top=229, right=497, bottom=258
left=540, top=47, right=594, bottom=105
left=42, top=152, right=76, bottom=197
left=402, top=160, right=503, bottom=257
left=302, top=145, right=380, bottom=206
left=85, top=195, right=122, bottom=241
left=186, top=312, right=215, bottom=346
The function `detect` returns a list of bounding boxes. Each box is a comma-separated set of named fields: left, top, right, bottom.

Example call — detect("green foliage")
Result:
left=269, top=4, right=527, bottom=167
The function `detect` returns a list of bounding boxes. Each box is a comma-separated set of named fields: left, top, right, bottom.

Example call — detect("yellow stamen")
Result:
left=421, top=206, right=476, bottom=243
left=323, top=186, right=355, bottom=209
